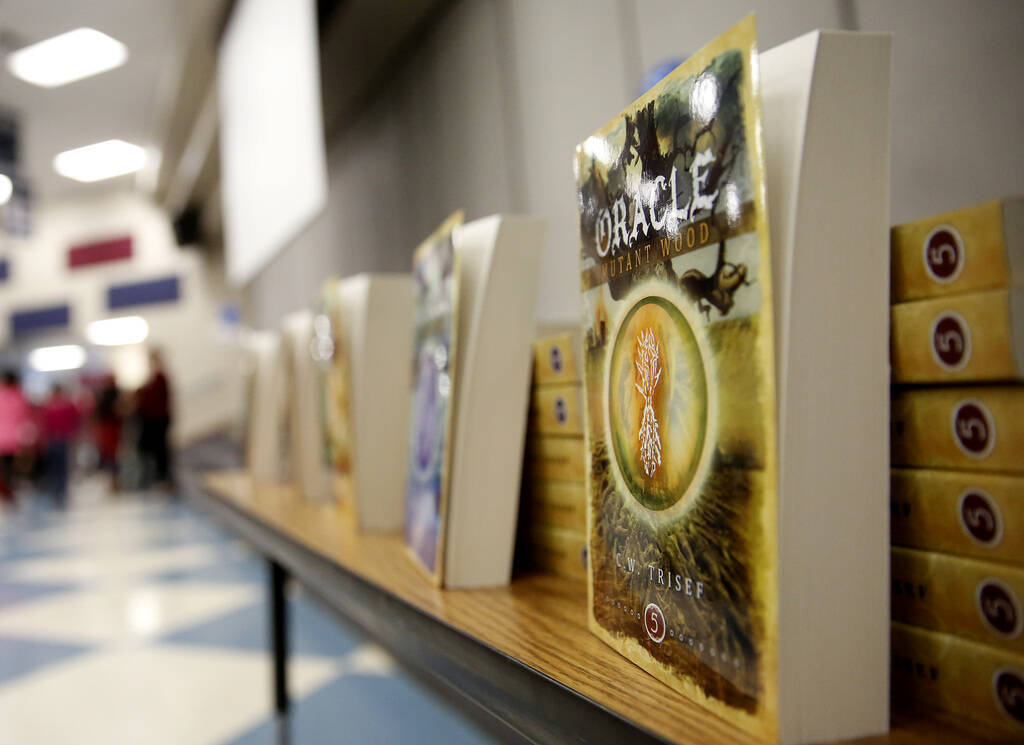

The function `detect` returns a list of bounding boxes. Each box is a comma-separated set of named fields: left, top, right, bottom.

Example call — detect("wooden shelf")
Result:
left=192, top=469, right=1003, bottom=745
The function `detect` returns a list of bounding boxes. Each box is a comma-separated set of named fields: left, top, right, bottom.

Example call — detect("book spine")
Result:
left=891, top=468, right=1024, bottom=564
left=890, top=289, right=1022, bottom=383
left=891, top=199, right=1012, bottom=302
left=892, top=622, right=1024, bottom=734
left=892, top=547, right=1024, bottom=653
left=521, top=480, right=586, bottom=533
left=528, top=384, right=583, bottom=436
left=532, top=332, right=581, bottom=385
left=523, top=435, right=586, bottom=483
left=891, top=387, right=1024, bottom=473
left=521, top=524, right=586, bottom=580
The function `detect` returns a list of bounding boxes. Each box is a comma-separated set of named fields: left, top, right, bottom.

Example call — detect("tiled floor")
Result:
left=0, top=478, right=505, bottom=745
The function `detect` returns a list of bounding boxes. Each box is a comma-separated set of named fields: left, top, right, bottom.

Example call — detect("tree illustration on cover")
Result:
left=404, top=211, right=463, bottom=579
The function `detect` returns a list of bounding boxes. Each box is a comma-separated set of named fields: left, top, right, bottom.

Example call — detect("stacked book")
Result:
left=516, top=329, right=587, bottom=580
left=889, top=197, right=1024, bottom=735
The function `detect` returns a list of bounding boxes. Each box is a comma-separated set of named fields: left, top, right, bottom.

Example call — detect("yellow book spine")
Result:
left=532, top=331, right=581, bottom=385
left=522, top=435, right=585, bottom=483
left=891, top=622, right=1024, bottom=734
left=891, top=198, right=1018, bottom=302
left=891, top=386, right=1024, bottom=473
left=891, top=468, right=1024, bottom=564
left=528, top=383, right=583, bottom=436
left=521, top=480, right=586, bottom=533
left=892, top=547, right=1024, bottom=653
left=521, top=525, right=587, bottom=580
left=890, top=289, right=1022, bottom=383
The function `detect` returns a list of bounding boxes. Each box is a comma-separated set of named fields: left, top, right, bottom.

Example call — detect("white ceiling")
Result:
left=0, top=0, right=209, bottom=205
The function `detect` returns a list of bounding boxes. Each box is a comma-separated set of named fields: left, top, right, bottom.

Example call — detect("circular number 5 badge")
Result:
left=644, top=603, right=667, bottom=643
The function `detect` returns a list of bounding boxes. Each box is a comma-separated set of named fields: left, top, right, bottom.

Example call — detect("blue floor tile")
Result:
left=152, top=557, right=265, bottom=585
left=220, top=672, right=505, bottom=745
left=0, top=580, right=78, bottom=609
left=0, top=635, right=92, bottom=686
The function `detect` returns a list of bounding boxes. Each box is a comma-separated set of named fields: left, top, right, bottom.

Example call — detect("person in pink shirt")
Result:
left=43, top=384, right=80, bottom=508
left=0, top=371, right=30, bottom=503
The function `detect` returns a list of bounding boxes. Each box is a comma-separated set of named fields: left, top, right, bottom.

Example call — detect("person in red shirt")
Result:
left=43, top=384, right=80, bottom=508
left=0, top=371, right=30, bottom=503
left=137, top=349, right=173, bottom=489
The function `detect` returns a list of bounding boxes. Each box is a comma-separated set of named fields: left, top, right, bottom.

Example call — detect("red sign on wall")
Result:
left=68, top=236, right=132, bottom=269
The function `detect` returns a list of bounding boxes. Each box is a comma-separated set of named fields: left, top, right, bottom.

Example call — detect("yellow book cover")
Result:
left=891, top=197, right=1024, bottom=302
left=892, top=547, right=1024, bottom=653
left=891, top=386, right=1024, bottom=473
left=892, top=468, right=1024, bottom=564
left=532, top=328, right=582, bottom=386
left=520, top=480, right=586, bottom=533
left=522, top=435, right=585, bottom=483
left=528, top=383, right=583, bottom=436
left=892, top=622, right=1024, bottom=735
left=890, top=289, right=1024, bottom=383
left=575, top=16, right=778, bottom=736
left=317, top=279, right=355, bottom=476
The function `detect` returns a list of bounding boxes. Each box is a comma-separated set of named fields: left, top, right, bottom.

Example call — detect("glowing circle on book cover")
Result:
left=605, top=286, right=716, bottom=517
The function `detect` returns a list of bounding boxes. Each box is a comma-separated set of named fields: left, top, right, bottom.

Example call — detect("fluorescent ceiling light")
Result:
left=86, top=316, right=149, bottom=346
left=54, top=139, right=147, bottom=183
left=6, top=28, right=127, bottom=88
left=29, top=344, right=86, bottom=372
left=0, top=174, right=11, bottom=205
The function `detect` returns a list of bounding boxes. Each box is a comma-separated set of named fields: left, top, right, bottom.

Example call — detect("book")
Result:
left=405, top=212, right=464, bottom=581
left=523, top=434, right=586, bottom=483
left=404, top=213, right=545, bottom=588
left=890, top=288, right=1024, bottom=383
left=332, top=273, right=414, bottom=530
left=241, top=329, right=289, bottom=485
left=528, top=383, right=583, bottom=436
left=280, top=310, right=334, bottom=501
left=532, top=327, right=583, bottom=385
left=892, top=547, right=1024, bottom=653
left=576, top=18, right=891, bottom=742
left=891, top=468, right=1024, bottom=564
left=891, top=197, right=1024, bottom=303
left=520, top=480, right=586, bottom=533
left=519, top=524, right=587, bottom=581
left=316, top=279, right=354, bottom=476
left=892, top=622, right=1024, bottom=735
left=892, top=386, right=1024, bottom=473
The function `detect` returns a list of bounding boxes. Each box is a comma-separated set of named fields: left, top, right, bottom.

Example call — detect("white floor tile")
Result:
left=0, top=582, right=260, bottom=645
left=0, top=645, right=340, bottom=745
left=3, top=543, right=223, bottom=584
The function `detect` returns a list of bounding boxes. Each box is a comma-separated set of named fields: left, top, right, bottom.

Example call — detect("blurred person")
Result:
left=93, top=374, right=123, bottom=492
left=42, top=384, right=80, bottom=508
left=137, top=349, right=173, bottom=489
left=0, top=370, right=29, bottom=503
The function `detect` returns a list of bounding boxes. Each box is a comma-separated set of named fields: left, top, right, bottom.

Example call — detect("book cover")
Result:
left=890, top=288, right=1024, bottom=383
left=892, top=622, right=1024, bottom=735
left=891, top=197, right=1024, bottom=303
left=404, top=212, right=464, bottom=582
left=528, top=383, right=583, bottom=436
left=523, top=434, right=586, bottom=483
left=533, top=329, right=582, bottom=385
left=892, top=547, right=1024, bottom=653
left=575, top=16, right=778, bottom=734
left=891, top=386, right=1024, bottom=473
left=892, top=468, right=1024, bottom=564
left=519, top=524, right=587, bottom=581
left=316, top=279, right=354, bottom=476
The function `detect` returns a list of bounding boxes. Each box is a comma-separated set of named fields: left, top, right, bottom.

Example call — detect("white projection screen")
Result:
left=218, top=0, right=328, bottom=285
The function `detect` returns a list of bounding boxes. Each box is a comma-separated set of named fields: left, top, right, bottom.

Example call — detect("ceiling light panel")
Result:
left=6, top=28, right=128, bottom=88
left=86, top=316, right=149, bottom=346
left=54, top=139, right=147, bottom=183
left=29, top=345, right=86, bottom=372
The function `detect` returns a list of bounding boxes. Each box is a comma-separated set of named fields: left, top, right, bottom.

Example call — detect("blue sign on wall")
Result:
left=107, top=276, right=180, bottom=309
left=11, top=304, right=70, bottom=337
left=0, top=258, right=8, bottom=282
